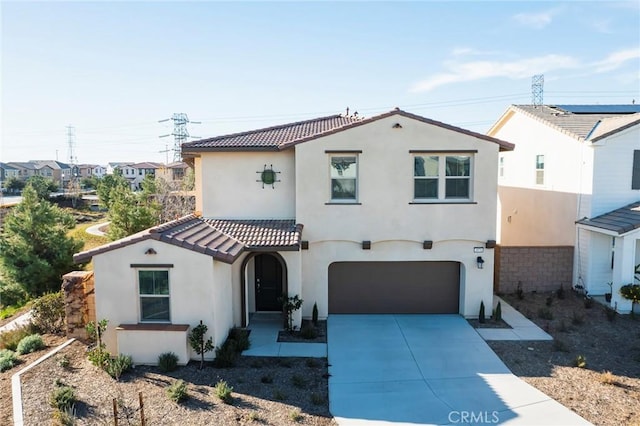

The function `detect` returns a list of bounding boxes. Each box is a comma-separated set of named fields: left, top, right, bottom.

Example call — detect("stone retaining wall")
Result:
left=62, top=271, right=95, bottom=340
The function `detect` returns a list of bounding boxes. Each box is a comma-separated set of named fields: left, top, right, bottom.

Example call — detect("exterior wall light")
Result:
left=145, top=248, right=157, bottom=255
left=362, top=241, right=371, bottom=250
left=476, top=256, right=485, bottom=269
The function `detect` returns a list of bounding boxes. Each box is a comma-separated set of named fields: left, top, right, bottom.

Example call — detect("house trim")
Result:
left=130, top=264, right=175, bottom=268
left=409, top=150, right=478, bottom=154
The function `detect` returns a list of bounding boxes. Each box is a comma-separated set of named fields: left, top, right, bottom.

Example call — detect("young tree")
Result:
left=96, top=174, right=128, bottom=209
left=188, top=320, right=214, bottom=370
left=107, top=185, right=160, bottom=240
left=0, top=185, right=83, bottom=296
left=26, top=176, right=58, bottom=199
left=151, top=176, right=195, bottom=222
left=4, top=177, right=25, bottom=194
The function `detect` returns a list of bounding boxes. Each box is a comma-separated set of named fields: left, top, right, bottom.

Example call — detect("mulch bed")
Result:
left=278, top=320, right=327, bottom=343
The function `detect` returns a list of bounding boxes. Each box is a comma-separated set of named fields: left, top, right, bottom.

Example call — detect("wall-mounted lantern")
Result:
left=476, top=256, right=485, bottom=269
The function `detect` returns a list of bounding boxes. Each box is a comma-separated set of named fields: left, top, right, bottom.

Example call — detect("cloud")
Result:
left=409, top=48, right=640, bottom=93
left=593, top=48, right=640, bottom=73
left=513, top=10, right=556, bottom=29
left=410, top=55, right=579, bottom=92
left=451, top=47, right=502, bottom=57
left=590, top=19, right=612, bottom=34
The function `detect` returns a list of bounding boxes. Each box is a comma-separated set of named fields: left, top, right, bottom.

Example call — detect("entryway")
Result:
left=254, top=253, right=283, bottom=311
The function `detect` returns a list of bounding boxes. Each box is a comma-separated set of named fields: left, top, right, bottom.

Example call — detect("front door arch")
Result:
left=254, top=253, right=283, bottom=311
left=240, top=252, right=288, bottom=327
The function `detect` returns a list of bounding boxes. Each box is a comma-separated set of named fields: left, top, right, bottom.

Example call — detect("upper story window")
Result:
left=499, top=156, right=504, bottom=178
left=330, top=155, right=358, bottom=202
left=138, top=270, right=170, bottom=322
left=414, top=154, right=472, bottom=201
left=535, top=154, right=545, bottom=185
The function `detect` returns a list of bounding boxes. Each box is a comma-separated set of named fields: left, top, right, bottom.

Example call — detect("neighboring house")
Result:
left=488, top=104, right=640, bottom=312
left=131, top=162, right=163, bottom=189
left=0, top=162, right=19, bottom=190
left=73, top=109, right=514, bottom=364
left=156, top=161, right=190, bottom=183
left=31, top=160, right=72, bottom=188
left=92, top=165, right=107, bottom=178
left=7, top=161, right=39, bottom=181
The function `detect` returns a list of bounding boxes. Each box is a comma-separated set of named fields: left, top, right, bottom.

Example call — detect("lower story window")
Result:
left=139, top=270, right=170, bottom=322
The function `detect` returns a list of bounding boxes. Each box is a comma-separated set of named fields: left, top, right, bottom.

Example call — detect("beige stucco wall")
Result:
left=92, top=239, right=235, bottom=363
left=294, top=115, right=500, bottom=317
left=196, top=151, right=295, bottom=218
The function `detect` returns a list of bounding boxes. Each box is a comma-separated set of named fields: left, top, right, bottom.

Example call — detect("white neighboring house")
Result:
left=131, top=162, right=163, bottom=189
left=92, top=165, right=107, bottom=178
left=488, top=104, right=640, bottom=312
left=73, top=109, right=514, bottom=364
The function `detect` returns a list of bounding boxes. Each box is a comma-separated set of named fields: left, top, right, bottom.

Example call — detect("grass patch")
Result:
left=599, top=371, right=616, bottom=385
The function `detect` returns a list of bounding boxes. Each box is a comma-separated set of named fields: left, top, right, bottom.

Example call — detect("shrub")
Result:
left=0, top=325, right=33, bottom=351
left=311, top=393, right=325, bottom=405
left=158, top=352, right=179, bottom=372
left=291, top=374, right=306, bottom=389
left=51, top=406, right=76, bottom=426
left=57, top=354, right=70, bottom=369
left=289, top=409, right=303, bottom=422
left=273, top=389, right=286, bottom=401
left=105, top=354, right=132, bottom=380
left=87, top=347, right=110, bottom=369
left=494, top=302, right=502, bottom=322
left=557, top=284, right=565, bottom=300
left=312, top=302, right=319, bottom=326
left=31, top=292, right=65, bottom=334
left=166, top=379, right=188, bottom=403
left=300, top=324, right=318, bottom=340
left=572, top=311, right=584, bottom=326
left=16, top=334, right=44, bottom=355
left=50, top=385, right=76, bottom=411
left=599, top=371, right=615, bottom=385
left=214, top=339, right=238, bottom=368
left=0, top=349, right=18, bottom=372
left=605, top=306, right=617, bottom=322
left=282, top=294, right=303, bottom=332
left=214, top=380, right=233, bottom=404
left=537, top=308, right=553, bottom=321
left=574, top=355, right=587, bottom=368
left=584, top=296, right=594, bottom=309
left=228, top=328, right=250, bottom=352
left=478, top=301, right=485, bottom=323
left=261, top=375, right=273, bottom=384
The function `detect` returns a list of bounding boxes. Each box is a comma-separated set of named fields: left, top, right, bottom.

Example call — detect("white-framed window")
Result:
left=330, top=154, right=358, bottom=202
left=499, top=156, right=504, bottom=178
left=414, top=154, right=472, bottom=201
left=535, top=154, right=545, bottom=185
left=138, top=270, right=170, bottom=322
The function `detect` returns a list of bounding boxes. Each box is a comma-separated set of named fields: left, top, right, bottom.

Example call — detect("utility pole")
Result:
left=159, top=113, right=201, bottom=162
left=159, top=144, right=171, bottom=165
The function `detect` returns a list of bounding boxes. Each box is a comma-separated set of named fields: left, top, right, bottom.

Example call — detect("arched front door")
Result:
left=254, top=253, right=283, bottom=311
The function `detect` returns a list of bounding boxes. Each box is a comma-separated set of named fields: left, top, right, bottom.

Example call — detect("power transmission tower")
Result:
left=67, top=125, right=77, bottom=165
left=531, top=74, right=544, bottom=106
left=159, top=113, right=201, bottom=162
left=66, top=125, right=80, bottom=207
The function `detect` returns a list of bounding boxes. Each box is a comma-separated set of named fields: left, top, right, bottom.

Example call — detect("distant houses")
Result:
left=1, top=159, right=190, bottom=192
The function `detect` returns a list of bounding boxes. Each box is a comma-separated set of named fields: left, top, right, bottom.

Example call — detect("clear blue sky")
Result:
left=2, top=1, right=639, bottom=165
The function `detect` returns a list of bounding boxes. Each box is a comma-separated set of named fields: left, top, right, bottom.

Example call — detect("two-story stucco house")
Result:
left=488, top=104, right=640, bottom=312
left=73, top=109, right=513, bottom=364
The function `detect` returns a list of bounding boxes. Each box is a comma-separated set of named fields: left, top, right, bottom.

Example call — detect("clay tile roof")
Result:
left=182, top=109, right=514, bottom=153
left=576, top=201, right=640, bottom=235
left=73, top=216, right=304, bottom=264
left=183, top=114, right=362, bottom=151
left=205, top=219, right=303, bottom=249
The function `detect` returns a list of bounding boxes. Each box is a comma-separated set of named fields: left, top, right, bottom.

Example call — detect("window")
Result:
left=535, top=155, right=545, bottom=185
left=499, top=156, right=504, bottom=178
left=632, top=150, right=640, bottom=190
left=330, top=155, right=358, bottom=201
left=138, top=270, right=170, bottom=322
left=414, top=154, right=472, bottom=201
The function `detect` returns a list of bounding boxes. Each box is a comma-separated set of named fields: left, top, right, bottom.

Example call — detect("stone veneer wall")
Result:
left=495, top=246, right=574, bottom=294
left=62, top=270, right=95, bottom=340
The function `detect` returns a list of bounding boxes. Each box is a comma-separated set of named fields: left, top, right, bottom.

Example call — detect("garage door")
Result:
left=328, top=261, right=460, bottom=314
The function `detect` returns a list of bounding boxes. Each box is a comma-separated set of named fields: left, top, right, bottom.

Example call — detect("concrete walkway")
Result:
left=85, top=221, right=109, bottom=237
left=475, top=296, right=553, bottom=341
left=329, top=315, right=590, bottom=426
left=0, top=311, right=31, bottom=334
left=242, top=313, right=327, bottom=358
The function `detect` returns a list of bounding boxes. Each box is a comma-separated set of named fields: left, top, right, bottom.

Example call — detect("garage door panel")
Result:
left=328, top=261, right=460, bottom=314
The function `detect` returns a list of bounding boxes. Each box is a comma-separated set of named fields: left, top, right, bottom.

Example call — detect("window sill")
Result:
left=116, top=323, right=189, bottom=332
left=325, top=202, right=362, bottom=205
left=409, top=201, right=478, bottom=205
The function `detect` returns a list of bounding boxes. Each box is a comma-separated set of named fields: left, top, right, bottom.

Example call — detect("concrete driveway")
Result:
left=328, top=315, right=590, bottom=425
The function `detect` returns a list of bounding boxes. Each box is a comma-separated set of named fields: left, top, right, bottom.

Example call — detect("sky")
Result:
left=1, top=1, right=639, bottom=165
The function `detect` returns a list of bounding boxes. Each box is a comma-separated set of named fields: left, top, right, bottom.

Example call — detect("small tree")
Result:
left=96, top=173, right=128, bottom=210
left=0, top=185, right=83, bottom=296
left=620, top=284, right=640, bottom=316
left=86, top=319, right=109, bottom=368
left=478, top=301, right=486, bottom=323
left=189, top=320, right=214, bottom=370
left=26, top=175, right=58, bottom=199
left=107, top=185, right=160, bottom=240
left=312, top=302, right=319, bottom=326
left=282, top=294, right=303, bottom=332
left=4, top=177, right=25, bottom=194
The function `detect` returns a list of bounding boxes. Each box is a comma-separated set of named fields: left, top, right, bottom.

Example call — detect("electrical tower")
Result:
left=67, top=125, right=77, bottom=165
left=532, top=74, right=544, bottom=106
left=66, top=125, right=81, bottom=206
left=159, top=113, right=201, bottom=162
